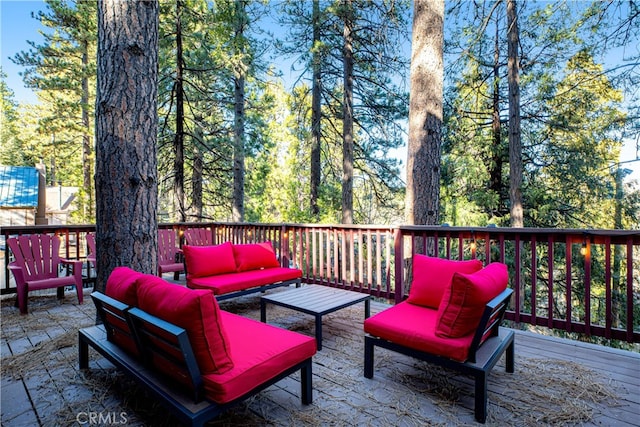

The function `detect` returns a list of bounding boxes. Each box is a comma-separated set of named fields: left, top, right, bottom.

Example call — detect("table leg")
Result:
left=365, top=298, right=371, bottom=319
left=260, top=299, right=267, bottom=323
left=315, top=315, right=323, bottom=351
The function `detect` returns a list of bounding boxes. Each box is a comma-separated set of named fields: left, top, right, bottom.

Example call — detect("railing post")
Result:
left=394, top=227, right=403, bottom=305
left=280, top=225, right=291, bottom=268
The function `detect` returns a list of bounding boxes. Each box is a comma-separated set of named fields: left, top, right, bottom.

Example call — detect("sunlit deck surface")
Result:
left=1, top=281, right=638, bottom=427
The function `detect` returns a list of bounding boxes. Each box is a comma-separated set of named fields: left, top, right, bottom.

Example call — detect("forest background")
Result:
left=1, top=0, right=639, bottom=230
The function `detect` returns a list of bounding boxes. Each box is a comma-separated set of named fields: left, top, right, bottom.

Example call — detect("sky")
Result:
left=1, top=0, right=639, bottom=184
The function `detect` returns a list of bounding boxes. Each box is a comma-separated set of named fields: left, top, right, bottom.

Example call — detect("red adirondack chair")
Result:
left=8, top=234, right=84, bottom=314
left=86, top=233, right=96, bottom=269
left=183, top=227, right=213, bottom=246
left=158, top=229, right=184, bottom=279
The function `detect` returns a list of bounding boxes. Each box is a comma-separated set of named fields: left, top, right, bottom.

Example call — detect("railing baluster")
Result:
left=565, top=235, right=573, bottom=334
left=547, top=236, right=555, bottom=329
left=584, top=237, right=592, bottom=337
left=626, top=237, right=634, bottom=342
left=531, top=235, right=537, bottom=326
left=605, top=236, right=612, bottom=339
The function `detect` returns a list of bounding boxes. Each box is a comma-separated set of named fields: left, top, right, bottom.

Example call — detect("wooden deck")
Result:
left=1, top=283, right=638, bottom=426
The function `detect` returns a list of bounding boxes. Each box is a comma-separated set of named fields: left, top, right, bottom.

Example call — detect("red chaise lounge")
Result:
left=363, top=255, right=514, bottom=423
left=79, top=267, right=316, bottom=426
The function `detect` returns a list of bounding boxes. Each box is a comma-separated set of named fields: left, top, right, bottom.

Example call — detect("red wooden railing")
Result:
left=2, top=223, right=638, bottom=342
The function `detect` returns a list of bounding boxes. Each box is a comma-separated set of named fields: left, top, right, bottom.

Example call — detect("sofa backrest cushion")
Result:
left=406, top=255, right=483, bottom=309
left=183, top=242, right=236, bottom=278
left=136, top=275, right=234, bottom=374
left=105, top=266, right=145, bottom=306
left=232, top=242, right=280, bottom=272
left=435, top=262, right=509, bottom=338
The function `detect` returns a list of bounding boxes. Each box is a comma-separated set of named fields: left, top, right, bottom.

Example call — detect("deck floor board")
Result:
left=1, top=285, right=638, bottom=426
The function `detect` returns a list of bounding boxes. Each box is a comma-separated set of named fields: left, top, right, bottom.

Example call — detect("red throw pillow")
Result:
left=183, top=242, right=236, bottom=278
left=406, top=255, right=483, bottom=308
left=232, top=242, right=280, bottom=272
left=105, top=266, right=145, bottom=306
left=435, top=262, right=509, bottom=338
left=136, top=275, right=234, bottom=374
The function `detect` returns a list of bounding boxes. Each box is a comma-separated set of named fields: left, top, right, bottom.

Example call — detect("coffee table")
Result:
left=260, top=285, right=371, bottom=350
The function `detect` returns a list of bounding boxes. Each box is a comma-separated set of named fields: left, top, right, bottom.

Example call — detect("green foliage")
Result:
left=10, top=0, right=97, bottom=222
left=0, top=71, right=24, bottom=165
left=442, top=1, right=638, bottom=230
left=2, top=0, right=637, bottom=231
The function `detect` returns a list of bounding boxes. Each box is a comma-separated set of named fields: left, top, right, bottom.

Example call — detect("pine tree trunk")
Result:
left=174, top=0, right=186, bottom=222
left=405, top=0, right=444, bottom=226
left=342, top=0, right=354, bottom=225
left=232, top=73, right=245, bottom=223
left=507, top=0, right=523, bottom=227
left=81, top=40, right=93, bottom=220
left=310, top=0, right=322, bottom=220
left=95, top=0, right=159, bottom=292
left=490, top=25, right=504, bottom=211
left=232, top=1, right=246, bottom=223
left=191, top=126, right=204, bottom=221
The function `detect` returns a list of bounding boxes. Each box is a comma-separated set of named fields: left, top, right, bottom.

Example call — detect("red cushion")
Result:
left=436, top=262, right=509, bottom=338
left=105, top=266, right=145, bottom=306
left=232, top=242, right=280, bottom=272
left=364, top=302, right=474, bottom=362
left=202, top=311, right=316, bottom=404
left=188, top=267, right=302, bottom=295
left=406, top=255, right=483, bottom=308
left=183, top=242, right=236, bottom=278
left=136, top=275, right=234, bottom=374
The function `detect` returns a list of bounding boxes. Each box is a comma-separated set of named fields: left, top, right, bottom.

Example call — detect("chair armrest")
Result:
left=8, top=262, right=26, bottom=285
left=60, top=258, right=84, bottom=273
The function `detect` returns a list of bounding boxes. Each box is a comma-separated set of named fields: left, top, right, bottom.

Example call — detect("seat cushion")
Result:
left=436, top=262, right=509, bottom=338
left=183, top=242, right=236, bottom=278
left=232, top=242, right=281, bottom=272
left=406, top=255, right=483, bottom=309
left=188, top=267, right=302, bottom=295
left=136, top=275, right=234, bottom=374
left=365, top=302, right=474, bottom=362
left=202, top=311, right=316, bottom=404
left=105, top=266, right=145, bottom=306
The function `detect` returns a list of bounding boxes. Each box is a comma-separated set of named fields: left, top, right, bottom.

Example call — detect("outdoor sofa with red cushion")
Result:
left=79, top=267, right=316, bottom=427
left=363, top=255, right=514, bottom=423
left=183, top=241, right=302, bottom=300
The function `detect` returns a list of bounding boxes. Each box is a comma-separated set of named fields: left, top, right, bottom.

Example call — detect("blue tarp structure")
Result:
left=0, top=165, right=39, bottom=208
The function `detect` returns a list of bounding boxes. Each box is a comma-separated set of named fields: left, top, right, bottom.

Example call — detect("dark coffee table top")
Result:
left=261, top=284, right=371, bottom=316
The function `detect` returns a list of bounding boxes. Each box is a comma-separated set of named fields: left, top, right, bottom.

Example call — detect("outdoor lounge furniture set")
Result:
left=71, top=240, right=515, bottom=425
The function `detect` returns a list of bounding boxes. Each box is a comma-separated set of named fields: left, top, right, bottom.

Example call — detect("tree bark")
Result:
left=342, top=0, right=354, bottom=224
left=405, top=0, right=444, bottom=226
left=507, top=0, right=523, bottom=227
left=191, top=126, right=204, bottom=221
left=174, top=0, right=186, bottom=222
left=81, top=39, right=93, bottom=220
left=95, top=0, right=159, bottom=292
left=310, top=0, right=322, bottom=220
left=232, top=1, right=246, bottom=223
left=490, top=23, right=504, bottom=210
